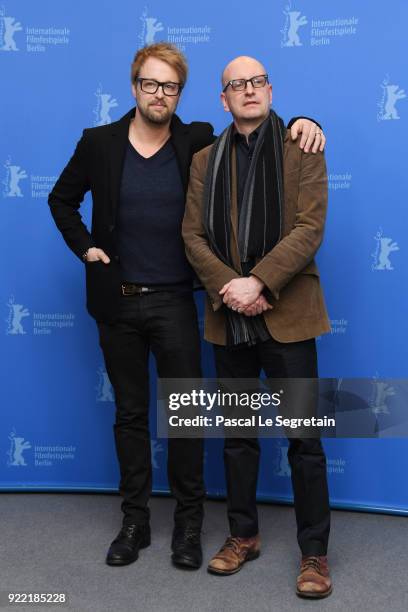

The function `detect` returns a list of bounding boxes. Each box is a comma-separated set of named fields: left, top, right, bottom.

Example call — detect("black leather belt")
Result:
left=121, top=283, right=176, bottom=296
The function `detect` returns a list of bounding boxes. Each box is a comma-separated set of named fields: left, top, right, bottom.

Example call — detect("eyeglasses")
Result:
left=223, top=74, right=269, bottom=93
left=135, top=77, right=182, bottom=96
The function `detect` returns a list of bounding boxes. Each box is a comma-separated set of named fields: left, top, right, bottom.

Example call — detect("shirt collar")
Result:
left=233, top=125, right=260, bottom=145
left=232, top=113, right=270, bottom=145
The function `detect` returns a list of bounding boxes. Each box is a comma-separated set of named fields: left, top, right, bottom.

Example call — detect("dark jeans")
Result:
left=97, top=291, right=204, bottom=528
left=214, top=337, right=330, bottom=556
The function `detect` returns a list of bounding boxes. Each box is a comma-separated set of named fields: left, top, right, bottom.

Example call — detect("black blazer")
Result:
left=48, top=108, right=215, bottom=322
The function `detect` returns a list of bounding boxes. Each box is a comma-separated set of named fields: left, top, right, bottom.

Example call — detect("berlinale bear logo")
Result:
left=139, top=8, right=164, bottom=46
left=281, top=2, right=307, bottom=47
left=7, top=430, right=32, bottom=466
left=3, top=159, right=28, bottom=197
left=372, top=229, right=399, bottom=271
left=0, top=9, right=23, bottom=52
left=6, top=296, right=30, bottom=335
left=378, top=76, right=406, bottom=121
left=94, top=86, right=118, bottom=126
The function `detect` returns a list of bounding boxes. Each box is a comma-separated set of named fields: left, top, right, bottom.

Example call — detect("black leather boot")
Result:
left=171, top=524, right=202, bottom=569
left=106, top=523, right=151, bottom=566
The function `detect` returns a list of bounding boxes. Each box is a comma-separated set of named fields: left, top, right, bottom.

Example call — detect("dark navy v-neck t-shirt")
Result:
left=117, top=139, right=193, bottom=286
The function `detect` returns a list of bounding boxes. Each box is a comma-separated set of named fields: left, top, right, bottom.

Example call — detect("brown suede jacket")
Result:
left=182, top=129, right=331, bottom=345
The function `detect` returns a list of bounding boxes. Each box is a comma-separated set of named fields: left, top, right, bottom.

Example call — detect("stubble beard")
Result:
left=138, top=100, right=173, bottom=125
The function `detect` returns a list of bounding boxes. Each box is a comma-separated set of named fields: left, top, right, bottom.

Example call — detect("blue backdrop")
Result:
left=1, top=0, right=407, bottom=514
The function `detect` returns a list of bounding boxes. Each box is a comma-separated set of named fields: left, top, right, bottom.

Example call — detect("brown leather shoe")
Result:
left=207, top=535, right=260, bottom=575
left=296, top=555, right=332, bottom=599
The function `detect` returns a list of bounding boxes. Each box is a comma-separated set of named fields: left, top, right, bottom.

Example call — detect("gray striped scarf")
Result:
left=203, top=111, right=285, bottom=346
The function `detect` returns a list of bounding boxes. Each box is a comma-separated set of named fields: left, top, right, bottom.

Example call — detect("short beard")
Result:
left=138, top=102, right=172, bottom=125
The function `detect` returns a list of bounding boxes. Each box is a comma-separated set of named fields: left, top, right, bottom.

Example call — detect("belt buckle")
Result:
left=121, top=284, right=136, bottom=296
left=121, top=284, right=152, bottom=296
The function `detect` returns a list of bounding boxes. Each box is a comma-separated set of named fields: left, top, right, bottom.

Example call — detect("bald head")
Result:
left=220, top=55, right=272, bottom=133
left=221, top=56, right=267, bottom=88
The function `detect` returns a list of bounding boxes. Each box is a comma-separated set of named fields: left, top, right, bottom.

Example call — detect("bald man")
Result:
left=182, top=56, right=332, bottom=598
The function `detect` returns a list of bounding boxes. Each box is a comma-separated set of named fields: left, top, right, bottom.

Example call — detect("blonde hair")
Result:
left=131, top=42, right=188, bottom=86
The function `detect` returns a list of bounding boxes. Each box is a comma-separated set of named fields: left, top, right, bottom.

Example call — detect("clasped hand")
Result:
left=219, top=277, right=273, bottom=317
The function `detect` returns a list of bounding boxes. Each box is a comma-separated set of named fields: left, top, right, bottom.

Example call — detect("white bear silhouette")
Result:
left=10, top=435, right=31, bottom=465
left=9, top=304, right=29, bottom=334
left=276, top=444, right=291, bottom=476
left=383, top=85, right=406, bottom=120
left=7, top=165, right=27, bottom=197
left=284, top=11, right=307, bottom=47
left=145, top=17, right=164, bottom=44
left=96, top=94, right=118, bottom=126
left=1, top=17, right=22, bottom=51
left=375, top=237, right=399, bottom=270
left=100, top=372, right=114, bottom=401
left=371, top=382, right=395, bottom=415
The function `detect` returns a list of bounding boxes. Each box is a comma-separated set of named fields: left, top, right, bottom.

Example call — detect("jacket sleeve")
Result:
left=190, top=121, right=217, bottom=154
left=182, top=152, right=240, bottom=311
left=287, top=116, right=323, bottom=131
left=48, top=130, right=94, bottom=260
left=250, top=148, right=328, bottom=300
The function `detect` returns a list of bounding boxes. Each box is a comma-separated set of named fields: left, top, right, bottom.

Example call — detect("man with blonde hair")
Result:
left=49, top=43, right=325, bottom=570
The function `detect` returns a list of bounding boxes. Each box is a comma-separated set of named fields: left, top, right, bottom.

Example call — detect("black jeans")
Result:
left=97, top=291, right=204, bottom=528
left=213, top=337, right=330, bottom=556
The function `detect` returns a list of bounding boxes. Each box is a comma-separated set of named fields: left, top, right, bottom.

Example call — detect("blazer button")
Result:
left=109, top=224, right=115, bottom=232
left=114, top=255, right=119, bottom=262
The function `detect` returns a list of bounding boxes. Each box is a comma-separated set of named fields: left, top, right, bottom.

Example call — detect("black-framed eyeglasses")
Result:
left=135, top=77, right=182, bottom=96
left=223, top=74, right=269, bottom=93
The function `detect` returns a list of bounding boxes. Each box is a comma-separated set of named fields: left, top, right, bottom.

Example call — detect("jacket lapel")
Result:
left=108, top=110, right=190, bottom=221
left=170, top=114, right=190, bottom=193
left=109, top=108, right=135, bottom=223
